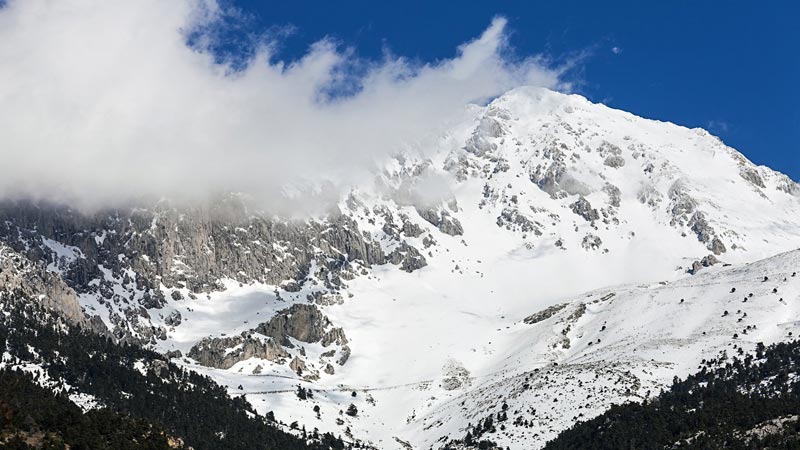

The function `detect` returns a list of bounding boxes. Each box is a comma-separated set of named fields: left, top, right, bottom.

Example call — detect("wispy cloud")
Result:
left=707, top=120, right=730, bottom=134
left=0, top=0, right=572, bottom=214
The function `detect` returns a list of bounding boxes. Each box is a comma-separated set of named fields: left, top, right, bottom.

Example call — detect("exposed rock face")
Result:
left=441, top=360, right=471, bottom=391
left=164, top=310, right=182, bottom=327
left=289, top=356, right=307, bottom=375
left=603, top=183, right=622, bottom=208
left=581, top=234, right=603, bottom=251
left=603, top=155, right=626, bottom=168
left=570, top=197, right=600, bottom=222
left=688, top=212, right=727, bottom=255
left=689, top=254, right=721, bottom=275
left=187, top=303, right=351, bottom=375
left=638, top=184, right=663, bottom=208
left=255, top=304, right=347, bottom=348
left=774, top=174, right=800, bottom=196
left=321, top=327, right=348, bottom=347
left=524, top=303, right=569, bottom=325
left=529, top=161, right=591, bottom=199
left=188, top=333, right=288, bottom=369
left=0, top=244, right=98, bottom=331
left=377, top=207, right=428, bottom=241
left=463, top=109, right=506, bottom=156
left=688, top=212, right=714, bottom=243
left=308, top=291, right=344, bottom=306
left=336, top=345, right=351, bottom=366
left=496, top=207, right=541, bottom=235
left=666, top=181, right=728, bottom=255
left=597, top=141, right=623, bottom=157
left=709, top=237, right=727, bottom=255
left=416, top=207, right=464, bottom=236
left=0, top=199, right=386, bottom=297
left=401, top=217, right=424, bottom=238
left=0, top=199, right=414, bottom=343
left=740, top=166, right=766, bottom=189
left=668, top=180, right=698, bottom=225
left=387, top=241, right=428, bottom=272
left=165, top=350, right=183, bottom=359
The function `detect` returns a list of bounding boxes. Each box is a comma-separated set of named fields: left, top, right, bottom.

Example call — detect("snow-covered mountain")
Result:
left=2, top=86, right=799, bottom=449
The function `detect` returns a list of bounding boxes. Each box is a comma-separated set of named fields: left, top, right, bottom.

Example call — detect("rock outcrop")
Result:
left=416, top=207, right=464, bottom=236
left=0, top=198, right=411, bottom=343
left=0, top=244, right=100, bottom=331
left=570, top=197, right=600, bottom=222
left=189, top=332, right=288, bottom=370
left=255, top=304, right=347, bottom=347
left=387, top=241, right=428, bottom=272
left=188, top=303, right=350, bottom=376
left=688, top=254, right=721, bottom=275
left=0, top=199, right=386, bottom=298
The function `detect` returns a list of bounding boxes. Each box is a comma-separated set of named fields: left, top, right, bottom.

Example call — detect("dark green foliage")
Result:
left=0, top=368, right=175, bottom=450
left=0, top=294, right=346, bottom=450
left=545, top=340, right=800, bottom=450
left=440, top=413, right=502, bottom=450
left=296, top=385, right=313, bottom=400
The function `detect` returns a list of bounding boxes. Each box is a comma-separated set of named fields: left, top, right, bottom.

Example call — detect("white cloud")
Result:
left=611, top=46, right=622, bottom=54
left=707, top=120, right=730, bottom=134
left=0, top=0, right=570, bottom=214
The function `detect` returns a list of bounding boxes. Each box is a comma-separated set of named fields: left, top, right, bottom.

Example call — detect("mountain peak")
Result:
left=2, top=85, right=799, bottom=450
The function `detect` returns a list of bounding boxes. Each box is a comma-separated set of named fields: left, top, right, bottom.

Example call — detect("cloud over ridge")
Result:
left=0, top=0, right=568, bottom=213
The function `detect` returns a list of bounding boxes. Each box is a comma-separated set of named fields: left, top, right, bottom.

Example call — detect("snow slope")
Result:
left=0, top=86, right=785, bottom=447
left=170, top=249, right=798, bottom=449
left=403, top=249, right=800, bottom=449
left=130, top=87, right=800, bottom=449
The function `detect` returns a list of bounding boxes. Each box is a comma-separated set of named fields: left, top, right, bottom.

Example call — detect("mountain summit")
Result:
left=2, top=87, right=799, bottom=449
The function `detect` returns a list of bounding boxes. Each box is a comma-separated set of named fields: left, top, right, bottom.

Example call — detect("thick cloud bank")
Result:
left=0, top=0, right=568, bottom=213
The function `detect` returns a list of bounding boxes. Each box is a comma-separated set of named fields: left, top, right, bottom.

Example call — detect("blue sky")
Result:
left=229, top=0, right=799, bottom=179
